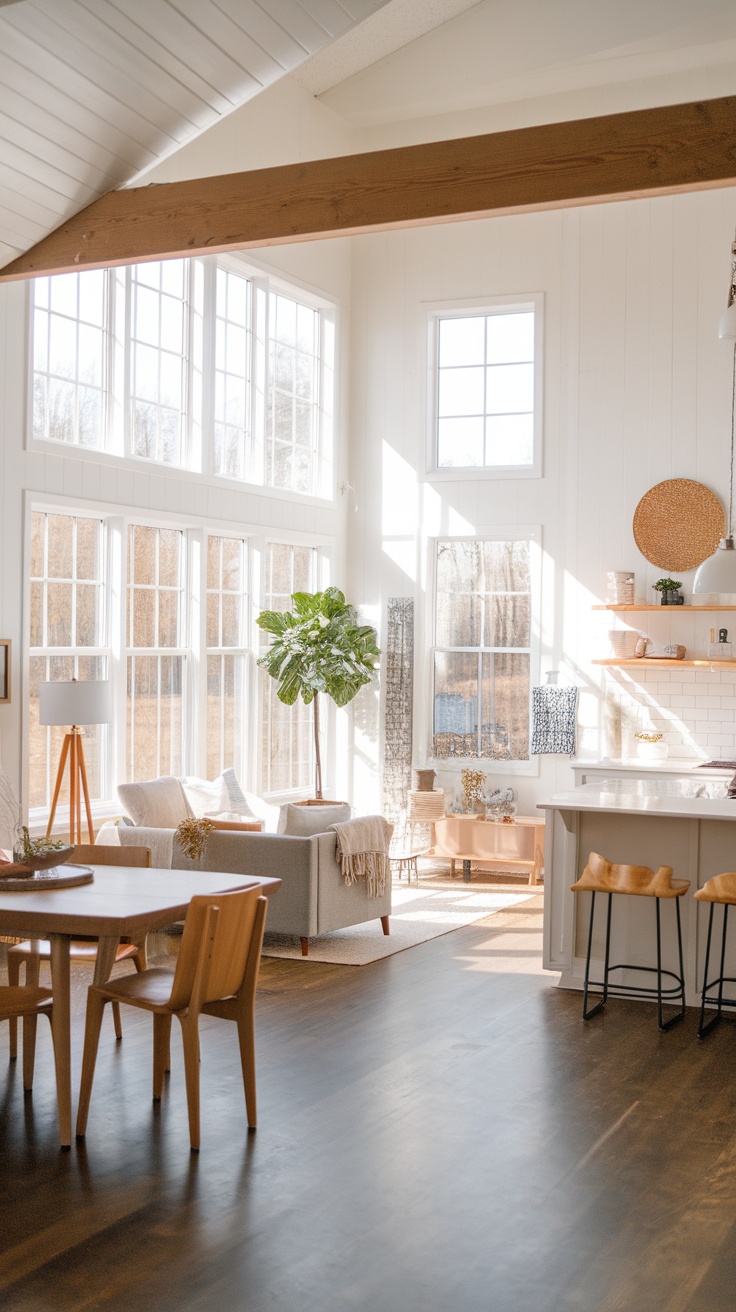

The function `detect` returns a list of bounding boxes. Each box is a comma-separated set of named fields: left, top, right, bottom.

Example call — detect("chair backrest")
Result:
left=71, top=843, right=152, bottom=868
left=168, top=886, right=264, bottom=1012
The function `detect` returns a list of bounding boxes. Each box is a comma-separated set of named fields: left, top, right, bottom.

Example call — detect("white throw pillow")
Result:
left=117, top=777, right=192, bottom=829
left=278, top=802, right=352, bottom=836
left=181, top=774, right=230, bottom=818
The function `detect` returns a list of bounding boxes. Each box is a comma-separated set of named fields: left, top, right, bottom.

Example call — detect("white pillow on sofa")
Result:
left=182, top=770, right=259, bottom=821
left=117, top=777, right=192, bottom=829
left=278, top=802, right=352, bottom=836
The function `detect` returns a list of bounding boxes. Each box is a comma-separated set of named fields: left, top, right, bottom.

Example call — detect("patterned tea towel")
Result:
left=531, top=685, right=578, bottom=756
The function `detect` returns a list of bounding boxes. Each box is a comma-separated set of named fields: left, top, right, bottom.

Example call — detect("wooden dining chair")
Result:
left=7, top=843, right=152, bottom=1056
left=1, top=984, right=55, bottom=1092
left=76, top=885, right=268, bottom=1151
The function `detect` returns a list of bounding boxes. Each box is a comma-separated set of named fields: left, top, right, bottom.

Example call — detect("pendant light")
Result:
left=692, top=230, right=736, bottom=595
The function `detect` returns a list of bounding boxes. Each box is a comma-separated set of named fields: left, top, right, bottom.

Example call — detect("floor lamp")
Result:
left=39, top=679, right=112, bottom=845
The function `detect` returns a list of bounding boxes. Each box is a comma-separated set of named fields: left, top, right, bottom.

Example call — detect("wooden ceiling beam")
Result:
left=2, top=95, right=736, bottom=281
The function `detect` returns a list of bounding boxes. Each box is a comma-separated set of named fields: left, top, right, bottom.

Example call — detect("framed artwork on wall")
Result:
left=0, top=641, right=10, bottom=704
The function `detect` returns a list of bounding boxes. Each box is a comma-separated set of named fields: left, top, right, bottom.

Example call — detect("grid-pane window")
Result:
left=214, top=268, right=251, bottom=480
left=126, top=525, right=185, bottom=781
left=261, top=542, right=316, bottom=793
left=130, top=261, right=188, bottom=465
left=29, top=512, right=107, bottom=808
left=266, top=292, right=321, bottom=495
left=435, top=308, right=536, bottom=470
left=432, top=539, right=531, bottom=760
left=32, top=271, right=107, bottom=448
left=206, top=535, right=248, bottom=781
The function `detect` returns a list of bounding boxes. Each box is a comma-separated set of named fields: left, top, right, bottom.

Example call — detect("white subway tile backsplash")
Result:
left=695, top=697, right=722, bottom=709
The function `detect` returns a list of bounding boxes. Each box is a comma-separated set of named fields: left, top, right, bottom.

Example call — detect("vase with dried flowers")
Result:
left=460, top=768, right=485, bottom=814
left=175, top=817, right=215, bottom=861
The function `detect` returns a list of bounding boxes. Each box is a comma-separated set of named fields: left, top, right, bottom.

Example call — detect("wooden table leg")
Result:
left=74, top=935, right=121, bottom=1140
left=48, top=935, right=72, bottom=1148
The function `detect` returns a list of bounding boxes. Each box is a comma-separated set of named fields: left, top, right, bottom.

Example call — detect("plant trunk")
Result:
left=313, top=691, right=323, bottom=800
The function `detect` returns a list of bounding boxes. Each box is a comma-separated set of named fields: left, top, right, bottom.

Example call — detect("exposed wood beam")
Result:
left=2, top=95, right=736, bottom=281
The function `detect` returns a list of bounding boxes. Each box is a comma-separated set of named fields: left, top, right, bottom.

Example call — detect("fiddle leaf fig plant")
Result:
left=257, top=587, right=380, bottom=799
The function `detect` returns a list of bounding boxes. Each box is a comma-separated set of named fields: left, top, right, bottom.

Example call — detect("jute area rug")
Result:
left=261, top=876, right=537, bottom=966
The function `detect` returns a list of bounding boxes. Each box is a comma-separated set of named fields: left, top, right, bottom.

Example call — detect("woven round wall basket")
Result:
left=633, top=479, right=725, bottom=572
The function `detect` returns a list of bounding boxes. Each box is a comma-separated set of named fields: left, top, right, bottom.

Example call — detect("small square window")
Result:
left=429, top=298, right=542, bottom=478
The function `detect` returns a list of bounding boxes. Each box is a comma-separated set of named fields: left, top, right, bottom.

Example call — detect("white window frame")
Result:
left=28, top=259, right=338, bottom=503
left=425, top=293, right=544, bottom=481
left=426, top=526, right=541, bottom=777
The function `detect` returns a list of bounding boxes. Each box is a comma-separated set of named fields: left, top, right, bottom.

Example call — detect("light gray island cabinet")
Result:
left=540, top=779, right=736, bottom=1008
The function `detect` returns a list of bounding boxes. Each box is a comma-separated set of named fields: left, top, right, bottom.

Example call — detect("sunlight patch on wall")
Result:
left=382, top=440, right=418, bottom=537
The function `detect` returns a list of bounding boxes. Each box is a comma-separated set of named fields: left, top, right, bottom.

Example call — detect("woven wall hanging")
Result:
left=633, top=478, right=724, bottom=571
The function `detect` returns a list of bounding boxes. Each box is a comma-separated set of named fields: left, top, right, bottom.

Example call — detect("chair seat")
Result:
left=0, top=986, right=53, bottom=1018
left=93, top=966, right=176, bottom=1010
left=694, top=872, right=736, bottom=904
left=571, top=851, right=690, bottom=898
left=8, top=940, right=140, bottom=963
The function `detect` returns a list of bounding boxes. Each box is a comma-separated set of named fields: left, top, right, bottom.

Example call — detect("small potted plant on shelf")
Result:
left=653, top=578, right=684, bottom=606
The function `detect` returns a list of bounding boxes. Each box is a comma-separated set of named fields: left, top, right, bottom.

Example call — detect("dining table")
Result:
left=0, top=866, right=281, bottom=1147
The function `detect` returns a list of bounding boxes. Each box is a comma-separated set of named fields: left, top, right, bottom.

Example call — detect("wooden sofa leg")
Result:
left=300, top=938, right=309, bottom=957
left=381, top=915, right=390, bottom=936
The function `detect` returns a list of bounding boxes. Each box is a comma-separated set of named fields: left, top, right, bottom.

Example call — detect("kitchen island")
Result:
left=540, top=777, right=736, bottom=1007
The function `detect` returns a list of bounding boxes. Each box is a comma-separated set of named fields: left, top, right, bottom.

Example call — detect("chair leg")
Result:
left=657, top=897, right=686, bottom=1032
left=75, top=990, right=107, bottom=1138
left=236, top=1003, right=257, bottom=1131
left=300, top=938, right=308, bottom=957
left=22, top=1014, right=38, bottom=1091
left=7, top=951, right=22, bottom=1060
left=153, top=1014, right=172, bottom=1100
left=20, top=953, right=41, bottom=1086
left=582, top=891, right=606, bottom=1020
left=133, top=939, right=148, bottom=972
left=111, top=1001, right=123, bottom=1041
left=179, top=1015, right=202, bottom=1152
left=381, top=915, right=390, bottom=936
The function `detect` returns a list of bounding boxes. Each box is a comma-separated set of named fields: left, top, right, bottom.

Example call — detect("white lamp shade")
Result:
left=719, top=300, right=736, bottom=340
left=692, top=542, right=736, bottom=595
left=39, top=679, right=113, bottom=727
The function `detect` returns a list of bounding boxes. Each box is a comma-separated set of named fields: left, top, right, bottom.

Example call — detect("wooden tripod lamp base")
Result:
left=46, top=727, right=94, bottom=845
left=39, top=679, right=113, bottom=847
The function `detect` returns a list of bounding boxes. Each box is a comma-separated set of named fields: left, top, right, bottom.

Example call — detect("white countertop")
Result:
left=539, top=785, right=736, bottom=821
left=571, top=758, right=736, bottom=777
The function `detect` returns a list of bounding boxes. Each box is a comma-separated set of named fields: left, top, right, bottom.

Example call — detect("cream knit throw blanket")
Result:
left=331, top=816, right=393, bottom=898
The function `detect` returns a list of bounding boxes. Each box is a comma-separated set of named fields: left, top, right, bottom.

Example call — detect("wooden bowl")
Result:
left=0, top=847, right=74, bottom=878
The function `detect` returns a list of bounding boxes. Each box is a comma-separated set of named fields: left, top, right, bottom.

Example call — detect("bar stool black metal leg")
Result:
left=602, top=892, right=612, bottom=1006
left=579, top=892, right=608, bottom=1023
left=717, top=904, right=729, bottom=1023
left=698, top=902, right=716, bottom=1038
left=656, top=897, right=664, bottom=1031
left=657, top=896, right=686, bottom=1032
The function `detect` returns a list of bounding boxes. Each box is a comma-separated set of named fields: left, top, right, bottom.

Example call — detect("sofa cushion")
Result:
left=278, top=801, right=352, bottom=836
left=117, top=777, right=192, bottom=829
left=180, top=774, right=230, bottom=817
left=221, top=768, right=257, bottom=818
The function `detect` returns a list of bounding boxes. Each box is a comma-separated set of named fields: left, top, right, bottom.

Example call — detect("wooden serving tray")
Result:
left=0, top=864, right=94, bottom=892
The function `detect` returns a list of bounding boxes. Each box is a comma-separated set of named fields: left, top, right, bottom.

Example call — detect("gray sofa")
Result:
left=118, top=824, right=391, bottom=955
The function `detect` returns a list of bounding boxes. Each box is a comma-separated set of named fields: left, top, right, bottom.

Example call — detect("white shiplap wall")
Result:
left=346, top=186, right=736, bottom=814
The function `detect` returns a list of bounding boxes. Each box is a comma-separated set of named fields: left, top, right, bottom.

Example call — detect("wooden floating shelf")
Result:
left=592, top=605, right=736, bottom=612
left=593, top=658, right=736, bottom=669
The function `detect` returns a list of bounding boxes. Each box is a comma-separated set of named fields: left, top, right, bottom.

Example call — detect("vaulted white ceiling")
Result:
left=0, top=0, right=391, bottom=268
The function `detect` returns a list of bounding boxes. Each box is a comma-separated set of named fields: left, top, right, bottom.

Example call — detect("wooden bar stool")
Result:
left=694, top=872, right=736, bottom=1038
left=571, top=851, right=690, bottom=1031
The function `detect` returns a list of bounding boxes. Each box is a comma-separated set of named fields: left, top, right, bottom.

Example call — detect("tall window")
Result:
left=431, top=300, right=541, bottom=475
left=126, top=525, right=186, bottom=781
left=260, top=542, right=317, bottom=794
left=206, top=535, right=249, bottom=782
left=31, top=261, right=335, bottom=497
left=28, top=512, right=108, bottom=808
left=432, top=539, right=532, bottom=761
left=32, top=271, right=107, bottom=449
left=129, top=261, right=189, bottom=466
